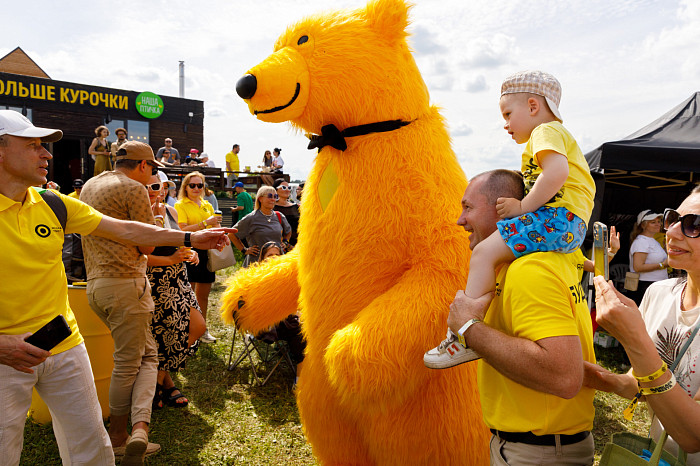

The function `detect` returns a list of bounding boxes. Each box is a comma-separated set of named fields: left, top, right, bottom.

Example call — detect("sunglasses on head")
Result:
left=664, top=208, right=700, bottom=238
left=147, top=183, right=162, bottom=191
left=277, top=185, right=291, bottom=191
left=188, top=183, right=204, bottom=189
left=264, top=193, right=279, bottom=200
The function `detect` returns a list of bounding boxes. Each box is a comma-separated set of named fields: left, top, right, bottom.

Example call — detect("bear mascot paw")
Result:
left=221, top=0, right=490, bottom=464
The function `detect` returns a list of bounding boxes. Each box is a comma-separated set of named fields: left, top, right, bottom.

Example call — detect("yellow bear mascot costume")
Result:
left=222, top=0, right=490, bottom=464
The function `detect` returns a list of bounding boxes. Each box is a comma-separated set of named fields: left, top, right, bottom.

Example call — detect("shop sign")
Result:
left=135, top=91, right=164, bottom=119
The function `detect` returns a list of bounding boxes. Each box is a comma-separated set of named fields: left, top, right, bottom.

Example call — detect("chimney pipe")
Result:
left=179, top=61, right=185, bottom=98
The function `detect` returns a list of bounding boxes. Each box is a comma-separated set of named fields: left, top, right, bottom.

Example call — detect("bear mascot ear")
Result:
left=365, top=0, right=410, bottom=44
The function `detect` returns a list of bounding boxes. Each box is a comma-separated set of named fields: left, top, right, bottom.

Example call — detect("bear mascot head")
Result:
left=223, top=0, right=490, bottom=464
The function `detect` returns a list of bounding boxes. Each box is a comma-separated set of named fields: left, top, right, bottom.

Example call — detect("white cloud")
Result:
left=450, top=121, right=473, bottom=137
left=1, top=0, right=694, bottom=181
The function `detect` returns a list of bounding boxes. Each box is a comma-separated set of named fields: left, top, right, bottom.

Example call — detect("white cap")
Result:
left=637, top=209, right=662, bottom=225
left=157, top=170, right=176, bottom=188
left=0, top=110, right=62, bottom=142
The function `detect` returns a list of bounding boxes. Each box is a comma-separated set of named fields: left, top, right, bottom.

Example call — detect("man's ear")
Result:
left=528, top=97, right=540, bottom=115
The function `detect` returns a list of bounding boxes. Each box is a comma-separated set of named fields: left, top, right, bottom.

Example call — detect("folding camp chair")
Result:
left=226, top=325, right=296, bottom=386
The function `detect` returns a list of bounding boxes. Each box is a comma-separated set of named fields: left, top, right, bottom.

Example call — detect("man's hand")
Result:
left=191, top=228, right=237, bottom=250
left=446, top=290, right=493, bottom=335
left=0, top=334, right=51, bottom=374
left=496, top=197, right=522, bottom=219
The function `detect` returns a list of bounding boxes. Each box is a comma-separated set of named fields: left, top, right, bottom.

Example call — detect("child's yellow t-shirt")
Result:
left=522, top=121, right=595, bottom=223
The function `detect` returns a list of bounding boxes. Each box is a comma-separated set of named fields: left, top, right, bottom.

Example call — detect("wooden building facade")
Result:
left=0, top=47, right=203, bottom=194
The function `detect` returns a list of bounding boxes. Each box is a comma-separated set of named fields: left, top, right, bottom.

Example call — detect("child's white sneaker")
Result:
left=424, top=329, right=481, bottom=369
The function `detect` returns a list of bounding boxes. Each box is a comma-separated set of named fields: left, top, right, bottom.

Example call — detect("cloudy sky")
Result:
left=2, top=0, right=698, bottom=181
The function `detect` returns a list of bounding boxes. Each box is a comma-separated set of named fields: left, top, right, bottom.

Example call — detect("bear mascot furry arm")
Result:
left=221, top=0, right=490, bottom=464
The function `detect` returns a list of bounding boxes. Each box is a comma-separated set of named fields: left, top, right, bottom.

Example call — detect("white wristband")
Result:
left=457, top=318, right=481, bottom=347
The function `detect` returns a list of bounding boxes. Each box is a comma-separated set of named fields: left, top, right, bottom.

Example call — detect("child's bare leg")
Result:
left=464, top=231, right=516, bottom=299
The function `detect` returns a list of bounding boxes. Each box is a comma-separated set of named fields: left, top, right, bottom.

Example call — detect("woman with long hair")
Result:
left=260, top=150, right=275, bottom=186
left=89, top=125, right=111, bottom=176
left=174, top=171, right=221, bottom=344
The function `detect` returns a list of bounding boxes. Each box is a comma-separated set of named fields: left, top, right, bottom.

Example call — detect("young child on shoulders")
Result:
left=424, top=70, right=596, bottom=369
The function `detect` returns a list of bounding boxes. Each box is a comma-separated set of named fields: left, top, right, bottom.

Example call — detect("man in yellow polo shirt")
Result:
left=0, top=110, right=235, bottom=466
left=225, top=143, right=240, bottom=188
left=444, top=169, right=595, bottom=465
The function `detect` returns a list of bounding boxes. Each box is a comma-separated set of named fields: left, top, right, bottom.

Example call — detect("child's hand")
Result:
left=496, top=197, right=522, bottom=219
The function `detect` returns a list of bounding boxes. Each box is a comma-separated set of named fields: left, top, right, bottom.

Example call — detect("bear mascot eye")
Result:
left=297, top=35, right=309, bottom=45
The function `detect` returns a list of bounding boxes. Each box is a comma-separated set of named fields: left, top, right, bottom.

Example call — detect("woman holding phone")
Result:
left=585, top=186, right=700, bottom=462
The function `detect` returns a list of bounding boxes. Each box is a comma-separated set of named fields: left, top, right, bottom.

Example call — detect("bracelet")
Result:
left=183, top=232, right=192, bottom=248
left=456, top=318, right=481, bottom=347
left=659, top=262, right=665, bottom=270
left=624, top=372, right=677, bottom=420
left=633, top=361, right=667, bottom=383
left=640, top=372, right=676, bottom=396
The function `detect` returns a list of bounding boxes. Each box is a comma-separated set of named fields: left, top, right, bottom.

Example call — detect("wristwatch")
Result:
left=184, top=232, right=192, bottom=248
left=456, top=318, right=481, bottom=347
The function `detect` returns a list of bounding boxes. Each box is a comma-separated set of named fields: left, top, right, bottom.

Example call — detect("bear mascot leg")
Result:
left=222, top=0, right=491, bottom=464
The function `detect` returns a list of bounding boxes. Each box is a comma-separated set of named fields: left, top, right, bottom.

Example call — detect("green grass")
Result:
left=20, top=270, right=648, bottom=465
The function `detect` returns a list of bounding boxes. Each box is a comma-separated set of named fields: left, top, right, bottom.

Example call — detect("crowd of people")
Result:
left=2, top=66, right=699, bottom=466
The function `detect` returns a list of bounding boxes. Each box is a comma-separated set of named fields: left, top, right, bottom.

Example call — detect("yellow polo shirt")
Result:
left=0, top=188, right=103, bottom=354
left=174, top=197, right=214, bottom=227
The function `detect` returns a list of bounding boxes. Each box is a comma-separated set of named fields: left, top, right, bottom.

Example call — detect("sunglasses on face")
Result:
left=146, top=163, right=159, bottom=176
left=664, top=208, right=700, bottom=238
left=277, top=185, right=291, bottom=191
left=188, top=183, right=204, bottom=189
left=264, top=193, right=279, bottom=200
left=147, top=183, right=162, bottom=191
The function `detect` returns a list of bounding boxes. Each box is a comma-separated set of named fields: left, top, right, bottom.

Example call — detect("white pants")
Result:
left=0, top=343, right=114, bottom=465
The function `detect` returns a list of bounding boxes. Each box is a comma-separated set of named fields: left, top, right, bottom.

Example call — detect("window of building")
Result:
left=1, top=105, right=32, bottom=121
left=127, top=120, right=149, bottom=144
left=106, top=120, right=126, bottom=143
left=104, top=119, right=149, bottom=144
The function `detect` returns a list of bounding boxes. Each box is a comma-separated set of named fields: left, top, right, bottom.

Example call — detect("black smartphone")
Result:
left=25, top=315, right=72, bottom=351
left=593, top=222, right=609, bottom=281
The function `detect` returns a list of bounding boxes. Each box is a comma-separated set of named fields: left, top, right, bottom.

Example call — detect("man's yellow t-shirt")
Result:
left=225, top=151, right=240, bottom=173
left=0, top=188, right=103, bottom=354
left=522, top=121, right=595, bottom=224
left=478, top=252, right=595, bottom=435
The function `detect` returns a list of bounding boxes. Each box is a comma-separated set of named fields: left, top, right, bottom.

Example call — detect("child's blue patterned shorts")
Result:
left=497, top=206, right=587, bottom=258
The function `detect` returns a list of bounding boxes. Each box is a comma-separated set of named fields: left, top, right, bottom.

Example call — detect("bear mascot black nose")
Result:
left=236, top=74, right=257, bottom=100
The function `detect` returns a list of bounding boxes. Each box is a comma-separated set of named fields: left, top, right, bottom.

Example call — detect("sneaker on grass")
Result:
left=423, top=330, right=481, bottom=369
left=200, top=330, right=217, bottom=344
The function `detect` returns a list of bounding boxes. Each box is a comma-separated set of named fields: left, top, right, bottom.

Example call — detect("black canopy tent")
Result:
left=582, top=93, right=699, bottom=265
left=585, top=92, right=700, bottom=229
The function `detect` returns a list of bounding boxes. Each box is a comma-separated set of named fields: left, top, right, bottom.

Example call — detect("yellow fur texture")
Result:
left=222, top=0, right=490, bottom=464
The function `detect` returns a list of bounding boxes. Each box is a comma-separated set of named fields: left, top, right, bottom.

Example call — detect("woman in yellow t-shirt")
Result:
left=174, top=171, right=220, bottom=344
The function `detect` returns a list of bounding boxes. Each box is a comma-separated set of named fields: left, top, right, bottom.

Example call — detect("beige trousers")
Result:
left=88, top=277, right=158, bottom=425
left=489, top=433, right=594, bottom=466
